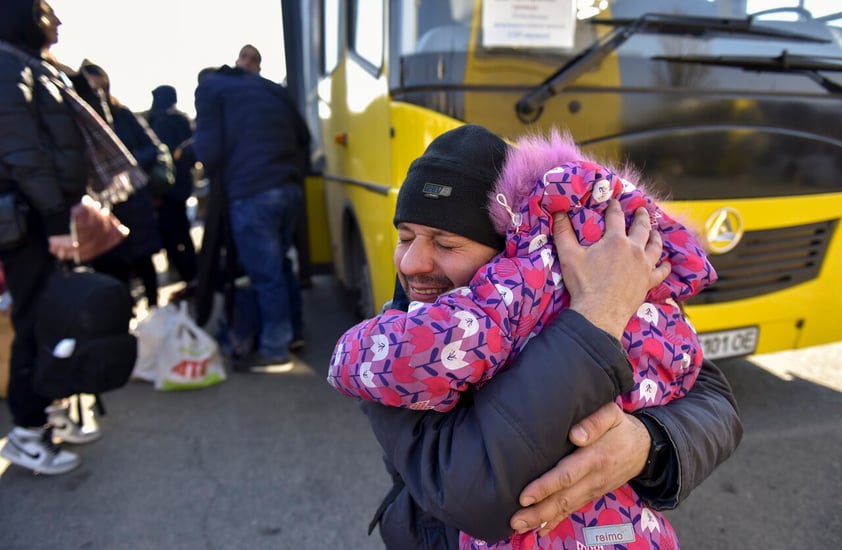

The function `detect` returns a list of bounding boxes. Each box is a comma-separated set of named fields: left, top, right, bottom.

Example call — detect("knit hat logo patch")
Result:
left=421, top=182, right=452, bottom=199
left=394, top=124, right=510, bottom=250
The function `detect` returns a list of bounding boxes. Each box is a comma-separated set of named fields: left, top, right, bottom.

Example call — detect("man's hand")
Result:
left=509, top=403, right=650, bottom=536
left=554, top=200, right=670, bottom=340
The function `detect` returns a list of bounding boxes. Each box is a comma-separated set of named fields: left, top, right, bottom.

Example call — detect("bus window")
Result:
left=323, top=0, right=339, bottom=75
left=349, top=0, right=384, bottom=71
left=416, top=0, right=473, bottom=52
left=391, top=0, right=474, bottom=119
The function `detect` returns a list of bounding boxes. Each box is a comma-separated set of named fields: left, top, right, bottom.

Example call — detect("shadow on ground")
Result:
left=664, top=355, right=842, bottom=549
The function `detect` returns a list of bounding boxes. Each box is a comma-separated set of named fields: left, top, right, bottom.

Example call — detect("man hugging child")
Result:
left=329, top=127, right=716, bottom=550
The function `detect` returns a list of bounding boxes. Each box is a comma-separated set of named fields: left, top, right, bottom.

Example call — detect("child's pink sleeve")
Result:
left=619, top=300, right=704, bottom=411
left=326, top=258, right=533, bottom=411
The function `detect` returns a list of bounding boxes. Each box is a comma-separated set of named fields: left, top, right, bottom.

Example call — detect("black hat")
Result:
left=393, top=125, right=508, bottom=250
left=151, top=85, right=177, bottom=111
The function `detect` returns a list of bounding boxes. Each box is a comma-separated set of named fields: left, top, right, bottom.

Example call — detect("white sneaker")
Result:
left=1, top=427, right=81, bottom=475
left=46, top=403, right=101, bottom=445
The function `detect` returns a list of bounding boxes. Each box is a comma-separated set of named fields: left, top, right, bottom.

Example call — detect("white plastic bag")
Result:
left=156, top=302, right=226, bottom=391
left=132, top=302, right=226, bottom=390
left=132, top=306, right=176, bottom=382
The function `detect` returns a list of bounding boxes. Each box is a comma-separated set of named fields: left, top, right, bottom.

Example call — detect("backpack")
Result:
left=33, top=267, right=137, bottom=399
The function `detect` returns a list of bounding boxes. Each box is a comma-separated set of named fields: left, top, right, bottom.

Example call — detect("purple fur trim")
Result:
left=488, top=128, right=643, bottom=234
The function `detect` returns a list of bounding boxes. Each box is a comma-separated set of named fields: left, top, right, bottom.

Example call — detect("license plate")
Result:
left=698, top=327, right=759, bottom=360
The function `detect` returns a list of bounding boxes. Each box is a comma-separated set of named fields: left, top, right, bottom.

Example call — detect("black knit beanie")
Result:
left=393, top=125, right=508, bottom=250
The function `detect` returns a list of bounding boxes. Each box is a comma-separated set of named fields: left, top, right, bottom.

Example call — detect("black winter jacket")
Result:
left=0, top=48, right=88, bottom=238
left=363, top=308, right=742, bottom=548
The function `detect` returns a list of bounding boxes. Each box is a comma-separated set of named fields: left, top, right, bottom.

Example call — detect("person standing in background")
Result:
left=234, top=44, right=262, bottom=74
left=193, top=44, right=310, bottom=371
left=146, top=84, right=197, bottom=286
left=0, top=0, right=144, bottom=474
left=235, top=44, right=314, bottom=289
left=74, top=62, right=163, bottom=309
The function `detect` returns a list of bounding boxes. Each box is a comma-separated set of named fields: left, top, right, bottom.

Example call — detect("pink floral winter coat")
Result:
left=328, top=130, right=717, bottom=549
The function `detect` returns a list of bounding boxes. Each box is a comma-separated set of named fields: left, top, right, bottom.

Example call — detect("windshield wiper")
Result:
left=816, top=11, right=842, bottom=23
left=594, top=13, right=831, bottom=41
left=515, top=12, right=831, bottom=122
left=653, top=51, right=842, bottom=93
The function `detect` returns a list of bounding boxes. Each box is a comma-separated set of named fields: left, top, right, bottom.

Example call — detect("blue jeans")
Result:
left=228, top=185, right=303, bottom=359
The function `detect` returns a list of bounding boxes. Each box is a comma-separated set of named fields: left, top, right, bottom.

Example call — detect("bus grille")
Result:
left=688, top=219, right=838, bottom=305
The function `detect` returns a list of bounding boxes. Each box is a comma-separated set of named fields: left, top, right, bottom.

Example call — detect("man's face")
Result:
left=394, top=222, right=499, bottom=303
left=236, top=46, right=261, bottom=73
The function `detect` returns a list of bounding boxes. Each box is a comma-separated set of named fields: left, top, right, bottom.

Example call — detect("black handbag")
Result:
left=33, top=265, right=137, bottom=399
left=0, top=193, right=29, bottom=251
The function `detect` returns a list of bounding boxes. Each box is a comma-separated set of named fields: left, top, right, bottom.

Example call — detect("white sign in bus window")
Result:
left=482, top=0, right=576, bottom=49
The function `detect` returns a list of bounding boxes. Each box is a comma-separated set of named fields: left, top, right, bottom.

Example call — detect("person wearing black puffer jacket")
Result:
left=0, top=0, right=99, bottom=475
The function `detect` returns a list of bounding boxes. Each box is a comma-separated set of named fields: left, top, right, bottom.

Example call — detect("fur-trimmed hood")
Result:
left=487, top=127, right=715, bottom=302
left=489, top=128, right=644, bottom=235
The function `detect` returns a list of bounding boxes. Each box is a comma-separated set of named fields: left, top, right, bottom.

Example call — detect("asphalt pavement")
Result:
left=1, top=274, right=840, bottom=549
left=0, top=275, right=389, bottom=550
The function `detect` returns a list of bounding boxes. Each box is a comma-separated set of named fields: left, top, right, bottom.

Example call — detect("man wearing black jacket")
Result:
left=362, top=125, right=742, bottom=548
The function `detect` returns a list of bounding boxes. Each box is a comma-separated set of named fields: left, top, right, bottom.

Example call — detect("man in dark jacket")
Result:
left=363, top=125, right=742, bottom=548
left=232, top=44, right=314, bottom=290
left=193, top=45, right=311, bottom=370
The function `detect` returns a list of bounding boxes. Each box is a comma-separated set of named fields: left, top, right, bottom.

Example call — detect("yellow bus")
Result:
left=282, top=0, right=842, bottom=360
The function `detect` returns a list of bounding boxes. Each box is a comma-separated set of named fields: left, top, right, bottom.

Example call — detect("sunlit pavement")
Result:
left=744, top=341, right=842, bottom=392
left=0, top=274, right=390, bottom=550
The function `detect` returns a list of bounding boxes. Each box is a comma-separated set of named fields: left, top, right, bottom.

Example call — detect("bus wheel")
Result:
left=348, top=229, right=375, bottom=320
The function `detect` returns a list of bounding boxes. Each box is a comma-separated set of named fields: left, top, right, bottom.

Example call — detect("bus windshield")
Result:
left=390, top=0, right=842, bottom=110
left=388, top=0, right=842, bottom=201
left=392, top=0, right=841, bottom=57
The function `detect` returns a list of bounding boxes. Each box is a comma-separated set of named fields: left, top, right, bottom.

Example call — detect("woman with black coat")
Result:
left=0, top=0, right=97, bottom=475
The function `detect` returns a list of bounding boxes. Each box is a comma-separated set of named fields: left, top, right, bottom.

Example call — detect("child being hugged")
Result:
left=328, top=128, right=716, bottom=549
